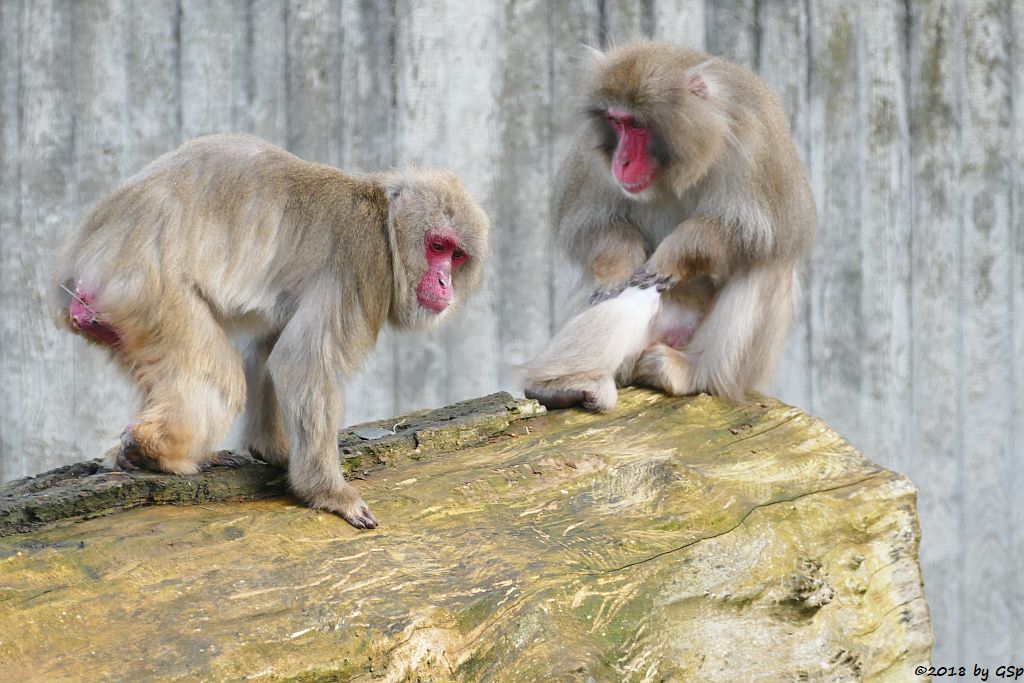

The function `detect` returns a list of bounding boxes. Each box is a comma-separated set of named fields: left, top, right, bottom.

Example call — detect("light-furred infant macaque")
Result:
left=55, top=134, right=490, bottom=529
left=524, top=41, right=815, bottom=410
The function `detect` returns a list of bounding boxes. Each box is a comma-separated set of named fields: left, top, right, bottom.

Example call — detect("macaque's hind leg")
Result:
left=633, top=344, right=695, bottom=396
left=117, top=290, right=246, bottom=475
left=240, top=335, right=289, bottom=468
left=523, top=286, right=662, bottom=412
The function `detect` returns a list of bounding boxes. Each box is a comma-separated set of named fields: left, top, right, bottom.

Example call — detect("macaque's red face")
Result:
left=606, top=107, right=658, bottom=193
left=416, top=232, right=468, bottom=313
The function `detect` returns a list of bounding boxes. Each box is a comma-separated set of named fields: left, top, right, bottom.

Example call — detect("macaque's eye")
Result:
left=431, top=242, right=446, bottom=253
left=628, top=119, right=643, bottom=129
left=452, top=249, right=466, bottom=260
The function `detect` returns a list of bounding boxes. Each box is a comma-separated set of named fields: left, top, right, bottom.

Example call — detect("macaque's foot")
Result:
left=525, top=384, right=587, bottom=409
left=635, top=344, right=693, bottom=396
left=203, top=450, right=251, bottom=469
left=117, top=423, right=200, bottom=475
left=307, top=485, right=379, bottom=530
left=117, top=429, right=157, bottom=471
left=340, top=501, right=379, bottom=530
left=524, top=375, right=617, bottom=412
left=114, top=445, right=141, bottom=471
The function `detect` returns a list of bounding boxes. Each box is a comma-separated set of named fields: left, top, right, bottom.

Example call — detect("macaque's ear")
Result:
left=686, top=72, right=710, bottom=99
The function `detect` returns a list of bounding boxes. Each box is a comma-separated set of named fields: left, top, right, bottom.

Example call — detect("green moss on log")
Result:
left=0, top=392, right=542, bottom=536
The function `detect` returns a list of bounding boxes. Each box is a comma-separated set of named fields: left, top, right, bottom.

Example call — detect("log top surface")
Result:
left=0, top=389, right=932, bottom=682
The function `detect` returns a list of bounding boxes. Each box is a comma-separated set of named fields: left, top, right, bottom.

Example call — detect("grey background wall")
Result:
left=0, top=0, right=1020, bottom=666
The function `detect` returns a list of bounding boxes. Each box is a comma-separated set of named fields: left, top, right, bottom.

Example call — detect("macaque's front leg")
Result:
left=269, top=315, right=378, bottom=530
left=586, top=223, right=648, bottom=304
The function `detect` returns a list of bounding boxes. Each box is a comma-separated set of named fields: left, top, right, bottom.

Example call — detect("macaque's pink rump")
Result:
left=68, top=285, right=122, bottom=347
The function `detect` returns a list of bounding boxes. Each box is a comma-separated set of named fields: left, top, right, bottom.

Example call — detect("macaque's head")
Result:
left=584, top=42, right=732, bottom=200
left=385, top=169, right=490, bottom=329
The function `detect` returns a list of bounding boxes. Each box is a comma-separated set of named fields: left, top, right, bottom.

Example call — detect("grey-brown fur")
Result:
left=53, top=134, right=490, bottom=528
left=524, top=42, right=815, bottom=408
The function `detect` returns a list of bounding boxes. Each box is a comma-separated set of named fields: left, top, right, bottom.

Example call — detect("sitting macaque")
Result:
left=54, top=134, right=490, bottom=529
left=524, top=42, right=815, bottom=409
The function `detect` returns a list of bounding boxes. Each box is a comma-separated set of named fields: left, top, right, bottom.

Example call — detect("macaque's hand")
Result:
left=588, top=281, right=628, bottom=305
left=644, top=228, right=699, bottom=282
left=644, top=216, right=734, bottom=285
left=589, top=267, right=676, bottom=305
left=628, top=267, right=677, bottom=291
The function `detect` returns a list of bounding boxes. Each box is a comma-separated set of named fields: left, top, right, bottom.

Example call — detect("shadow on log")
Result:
left=0, top=389, right=932, bottom=681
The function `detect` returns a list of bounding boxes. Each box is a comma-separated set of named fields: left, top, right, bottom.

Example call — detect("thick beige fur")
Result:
left=54, top=134, right=490, bottom=528
left=524, top=42, right=815, bottom=409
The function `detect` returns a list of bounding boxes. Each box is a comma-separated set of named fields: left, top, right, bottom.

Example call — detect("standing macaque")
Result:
left=524, top=42, right=815, bottom=410
left=54, top=134, right=490, bottom=529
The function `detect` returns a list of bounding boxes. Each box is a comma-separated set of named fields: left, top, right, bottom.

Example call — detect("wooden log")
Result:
left=0, top=389, right=932, bottom=681
left=0, top=393, right=541, bottom=536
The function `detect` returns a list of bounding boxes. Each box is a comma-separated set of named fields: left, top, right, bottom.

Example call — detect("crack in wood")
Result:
left=589, top=471, right=889, bottom=576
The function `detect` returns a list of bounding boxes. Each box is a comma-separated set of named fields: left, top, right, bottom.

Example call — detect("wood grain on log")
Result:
left=0, top=389, right=932, bottom=681
left=0, top=393, right=541, bottom=536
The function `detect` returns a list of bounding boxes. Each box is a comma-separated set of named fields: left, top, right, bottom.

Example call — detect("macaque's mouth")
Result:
left=417, top=293, right=450, bottom=313
left=620, top=176, right=655, bottom=193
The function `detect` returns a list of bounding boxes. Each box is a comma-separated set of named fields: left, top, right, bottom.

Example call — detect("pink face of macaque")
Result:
left=606, top=107, right=658, bottom=194
left=416, top=232, right=468, bottom=313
